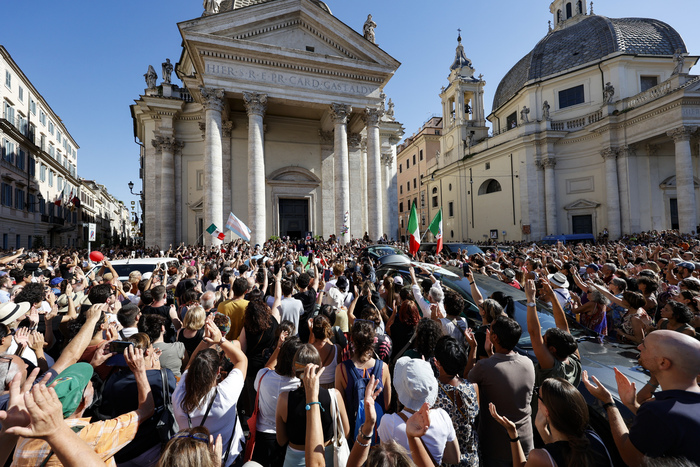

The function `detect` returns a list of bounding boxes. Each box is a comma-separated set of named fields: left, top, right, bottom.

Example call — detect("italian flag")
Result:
left=429, top=208, right=443, bottom=255
left=407, top=201, right=420, bottom=256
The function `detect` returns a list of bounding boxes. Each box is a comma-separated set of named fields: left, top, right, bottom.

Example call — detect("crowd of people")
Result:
left=0, top=230, right=698, bottom=467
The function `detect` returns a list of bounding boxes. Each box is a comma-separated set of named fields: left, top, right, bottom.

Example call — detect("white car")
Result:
left=87, top=258, right=181, bottom=281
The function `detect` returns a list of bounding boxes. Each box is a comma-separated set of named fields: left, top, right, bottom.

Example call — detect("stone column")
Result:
left=601, top=148, right=621, bottom=239
left=154, top=136, right=177, bottom=248
left=617, top=145, right=633, bottom=234
left=319, top=130, right=335, bottom=237
left=348, top=133, right=363, bottom=239
left=330, top=103, right=352, bottom=244
left=244, top=92, right=268, bottom=247
left=364, top=107, right=384, bottom=241
left=200, top=86, right=225, bottom=247
left=150, top=141, right=163, bottom=247
left=381, top=152, right=395, bottom=239
left=222, top=120, right=234, bottom=224
left=173, top=140, right=185, bottom=244
left=667, top=126, right=698, bottom=234
left=361, top=139, right=368, bottom=234
left=541, top=157, right=558, bottom=235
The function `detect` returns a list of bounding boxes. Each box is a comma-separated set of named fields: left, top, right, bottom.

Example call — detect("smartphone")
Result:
left=109, top=340, right=134, bottom=354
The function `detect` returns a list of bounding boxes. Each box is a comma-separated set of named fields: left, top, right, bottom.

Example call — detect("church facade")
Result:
left=132, top=0, right=404, bottom=248
left=426, top=1, right=700, bottom=243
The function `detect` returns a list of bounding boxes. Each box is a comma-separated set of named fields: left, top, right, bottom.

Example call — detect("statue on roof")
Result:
left=363, top=15, right=376, bottom=44
left=203, top=0, right=221, bottom=16
left=603, top=82, right=615, bottom=104
left=162, top=59, right=173, bottom=85
left=144, top=65, right=157, bottom=90
left=542, top=101, right=550, bottom=120
left=673, top=48, right=685, bottom=75
left=520, top=106, right=530, bottom=123
left=387, top=99, right=395, bottom=120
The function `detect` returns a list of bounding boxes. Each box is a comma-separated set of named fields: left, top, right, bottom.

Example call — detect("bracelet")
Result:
left=509, top=436, right=520, bottom=443
left=469, top=281, right=475, bottom=285
left=602, top=402, right=616, bottom=410
left=645, top=382, right=659, bottom=389
left=305, top=401, right=325, bottom=412
left=358, top=427, right=373, bottom=440
left=355, top=437, right=371, bottom=448
left=527, top=302, right=537, bottom=308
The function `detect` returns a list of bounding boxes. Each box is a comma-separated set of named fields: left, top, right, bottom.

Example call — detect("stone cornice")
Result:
left=198, top=49, right=383, bottom=83
left=243, top=92, right=268, bottom=117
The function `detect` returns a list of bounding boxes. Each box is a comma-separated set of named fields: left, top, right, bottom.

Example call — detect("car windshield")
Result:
left=369, top=246, right=408, bottom=258
left=441, top=274, right=594, bottom=346
left=107, top=260, right=179, bottom=278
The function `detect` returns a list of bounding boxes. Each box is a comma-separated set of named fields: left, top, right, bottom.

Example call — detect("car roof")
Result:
left=104, top=258, right=180, bottom=265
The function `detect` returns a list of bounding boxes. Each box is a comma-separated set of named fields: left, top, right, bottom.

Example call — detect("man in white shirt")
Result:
left=278, top=280, right=304, bottom=334
left=0, top=275, right=11, bottom=303
left=409, top=266, right=446, bottom=319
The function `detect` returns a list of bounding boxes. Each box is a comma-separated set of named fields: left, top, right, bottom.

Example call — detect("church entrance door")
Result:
left=279, top=199, right=308, bottom=239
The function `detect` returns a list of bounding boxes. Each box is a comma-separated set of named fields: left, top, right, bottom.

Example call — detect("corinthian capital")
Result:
left=319, top=130, right=334, bottom=147
left=619, top=145, right=636, bottom=158
left=348, top=133, right=362, bottom=150
left=243, top=92, right=268, bottom=117
left=381, top=153, right=394, bottom=168
left=542, top=157, right=557, bottom=169
left=151, top=135, right=166, bottom=152
left=199, top=86, right=225, bottom=112
left=667, top=126, right=697, bottom=143
left=222, top=120, right=235, bottom=138
left=330, top=103, right=352, bottom=124
left=600, top=148, right=619, bottom=160
left=363, top=107, right=383, bottom=127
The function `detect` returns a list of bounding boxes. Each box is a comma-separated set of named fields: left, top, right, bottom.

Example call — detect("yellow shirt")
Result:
left=218, top=298, right=249, bottom=340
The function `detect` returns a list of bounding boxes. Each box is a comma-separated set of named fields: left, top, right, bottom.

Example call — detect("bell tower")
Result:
left=439, top=31, right=488, bottom=158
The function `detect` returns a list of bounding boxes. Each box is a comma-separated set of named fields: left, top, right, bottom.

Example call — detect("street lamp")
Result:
left=27, top=192, right=43, bottom=206
left=128, top=181, right=143, bottom=196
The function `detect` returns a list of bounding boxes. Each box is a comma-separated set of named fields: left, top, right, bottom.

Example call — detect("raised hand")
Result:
left=614, top=367, right=638, bottom=411
left=405, top=401, right=431, bottom=438
left=488, top=402, right=517, bottom=438
left=3, top=384, right=65, bottom=440
left=581, top=370, right=614, bottom=404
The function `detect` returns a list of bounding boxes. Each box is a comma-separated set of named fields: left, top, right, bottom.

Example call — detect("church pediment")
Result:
left=659, top=175, right=700, bottom=189
left=268, top=166, right=321, bottom=187
left=178, top=0, right=400, bottom=81
left=564, top=199, right=600, bottom=210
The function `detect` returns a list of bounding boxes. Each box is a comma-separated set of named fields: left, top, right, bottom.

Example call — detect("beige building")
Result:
left=396, top=117, right=442, bottom=241
left=428, top=0, right=700, bottom=242
left=132, top=0, right=404, bottom=248
left=0, top=46, right=81, bottom=249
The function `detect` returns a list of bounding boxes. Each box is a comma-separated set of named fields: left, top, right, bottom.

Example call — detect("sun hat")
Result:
left=0, top=301, right=31, bottom=325
left=393, top=357, right=438, bottom=411
left=547, top=272, right=569, bottom=289
left=503, top=268, right=515, bottom=279
left=53, top=362, right=94, bottom=418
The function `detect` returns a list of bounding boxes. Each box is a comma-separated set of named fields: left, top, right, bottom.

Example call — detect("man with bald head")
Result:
left=583, top=330, right=700, bottom=465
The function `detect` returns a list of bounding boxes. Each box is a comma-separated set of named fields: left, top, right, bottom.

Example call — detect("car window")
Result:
left=112, top=264, right=157, bottom=277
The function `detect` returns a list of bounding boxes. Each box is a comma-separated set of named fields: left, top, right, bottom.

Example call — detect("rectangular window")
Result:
left=40, top=134, right=46, bottom=151
left=506, top=111, right=517, bottom=130
left=28, top=193, right=35, bottom=213
left=39, top=198, right=45, bottom=215
left=413, top=154, right=416, bottom=165
left=1, top=234, right=6, bottom=250
left=432, top=196, right=438, bottom=208
left=5, top=71, right=10, bottom=89
left=640, top=76, right=658, bottom=92
left=40, top=111, right=46, bottom=126
left=399, top=164, right=402, bottom=174
left=18, top=87, right=24, bottom=102
left=399, top=202, right=403, bottom=213
left=4, top=102, right=14, bottom=123
left=16, top=149, right=25, bottom=170
left=413, top=178, right=417, bottom=189
left=57, top=177, right=63, bottom=191
left=48, top=170, right=54, bottom=187
left=558, top=84, right=585, bottom=109
left=1, top=183, right=12, bottom=206
left=15, top=235, right=20, bottom=249
left=448, top=202, right=454, bottom=217
left=3, top=140, right=15, bottom=164
left=28, top=157, right=35, bottom=176
left=40, top=164, right=46, bottom=181
left=49, top=144, right=55, bottom=157
left=30, top=99, right=36, bottom=115
left=57, top=132, right=62, bottom=145
left=15, top=188, right=24, bottom=210
left=407, top=182, right=410, bottom=192
left=400, top=185, right=403, bottom=194
left=27, top=235, right=32, bottom=249
left=419, top=149, right=423, bottom=161
left=48, top=121, right=54, bottom=135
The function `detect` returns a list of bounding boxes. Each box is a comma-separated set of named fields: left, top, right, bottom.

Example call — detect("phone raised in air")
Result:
left=106, top=341, right=134, bottom=366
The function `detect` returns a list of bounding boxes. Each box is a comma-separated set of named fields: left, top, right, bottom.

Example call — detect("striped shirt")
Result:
left=12, top=411, right=140, bottom=467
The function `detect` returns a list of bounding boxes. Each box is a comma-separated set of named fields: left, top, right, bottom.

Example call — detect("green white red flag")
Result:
left=428, top=208, right=443, bottom=255
left=407, top=201, right=420, bottom=256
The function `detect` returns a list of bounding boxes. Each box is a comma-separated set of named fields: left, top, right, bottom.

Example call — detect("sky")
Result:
left=1, top=0, right=699, bottom=207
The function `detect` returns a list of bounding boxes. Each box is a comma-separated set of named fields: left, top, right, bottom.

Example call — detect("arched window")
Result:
left=566, top=2, right=572, bottom=18
left=478, top=179, right=502, bottom=195
left=432, top=187, right=438, bottom=194
left=577, top=0, right=583, bottom=14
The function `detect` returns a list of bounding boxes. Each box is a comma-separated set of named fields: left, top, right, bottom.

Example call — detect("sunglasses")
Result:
left=171, top=432, right=209, bottom=443
left=533, top=385, right=544, bottom=403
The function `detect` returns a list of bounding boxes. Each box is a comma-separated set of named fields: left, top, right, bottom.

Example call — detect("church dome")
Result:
left=492, top=15, right=687, bottom=111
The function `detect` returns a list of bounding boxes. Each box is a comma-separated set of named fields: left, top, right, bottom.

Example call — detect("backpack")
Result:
left=342, top=358, right=384, bottom=445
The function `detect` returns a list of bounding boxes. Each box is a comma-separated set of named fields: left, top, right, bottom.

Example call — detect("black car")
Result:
left=418, top=242, right=485, bottom=257
left=377, top=262, right=645, bottom=465
left=359, top=244, right=410, bottom=262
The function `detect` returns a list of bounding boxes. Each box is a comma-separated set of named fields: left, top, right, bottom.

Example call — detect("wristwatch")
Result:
left=219, top=336, right=228, bottom=345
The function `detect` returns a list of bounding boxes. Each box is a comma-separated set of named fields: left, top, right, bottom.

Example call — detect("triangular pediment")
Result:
left=178, top=0, right=400, bottom=77
left=564, top=199, right=601, bottom=210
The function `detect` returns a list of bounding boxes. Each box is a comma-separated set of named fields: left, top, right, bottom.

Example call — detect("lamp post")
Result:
left=127, top=181, right=144, bottom=243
